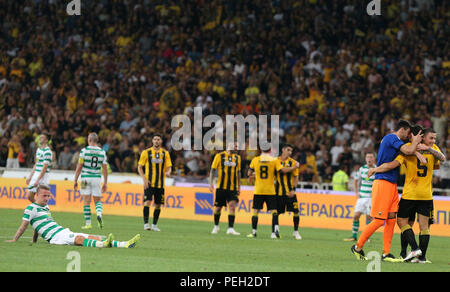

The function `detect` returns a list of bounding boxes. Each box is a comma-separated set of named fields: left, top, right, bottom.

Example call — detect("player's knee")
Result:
left=387, top=212, right=397, bottom=219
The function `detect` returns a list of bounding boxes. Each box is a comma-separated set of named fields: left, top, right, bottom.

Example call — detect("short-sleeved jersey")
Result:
left=275, top=157, right=299, bottom=196
left=35, top=147, right=53, bottom=173
left=249, top=154, right=277, bottom=195
left=22, top=203, right=65, bottom=242
left=355, top=165, right=375, bottom=198
left=375, top=133, right=405, bottom=183
left=395, top=143, right=442, bottom=200
left=138, top=147, right=172, bottom=189
left=211, top=151, right=241, bottom=191
left=78, top=146, right=108, bottom=179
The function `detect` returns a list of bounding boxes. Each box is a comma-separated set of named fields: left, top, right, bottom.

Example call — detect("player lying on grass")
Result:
left=5, top=184, right=140, bottom=248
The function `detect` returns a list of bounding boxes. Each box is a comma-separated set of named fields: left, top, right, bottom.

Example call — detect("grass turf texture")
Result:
left=1, top=208, right=449, bottom=272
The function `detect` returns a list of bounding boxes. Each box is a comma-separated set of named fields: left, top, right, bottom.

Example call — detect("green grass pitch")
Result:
left=1, top=208, right=449, bottom=272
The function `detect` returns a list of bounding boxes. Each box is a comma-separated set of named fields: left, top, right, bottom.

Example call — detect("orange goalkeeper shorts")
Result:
left=370, top=179, right=399, bottom=220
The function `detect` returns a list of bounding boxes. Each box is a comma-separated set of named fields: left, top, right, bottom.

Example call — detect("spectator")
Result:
left=58, top=145, right=74, bottom=170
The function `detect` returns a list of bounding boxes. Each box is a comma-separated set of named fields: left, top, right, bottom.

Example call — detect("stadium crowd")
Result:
left=0, top=0, right=448, bottom=191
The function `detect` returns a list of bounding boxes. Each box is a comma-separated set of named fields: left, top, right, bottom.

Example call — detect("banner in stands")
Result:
left=1, top=178, right=449, bottom=236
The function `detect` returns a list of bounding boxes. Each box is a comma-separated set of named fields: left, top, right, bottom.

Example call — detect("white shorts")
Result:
left=80, top=177, right=102, bottom=197
left=28, top=172, right=50, bottom=193
left=49, top=228, right=89, bottom=245
left=354, top=197, right=371, bottom=215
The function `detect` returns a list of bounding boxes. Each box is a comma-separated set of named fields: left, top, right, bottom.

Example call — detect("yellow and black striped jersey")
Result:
left=138, top=147, right=172, bottom=189
left=211, top=151, right=241, bottom=191
left=395, top=143, right=442, bottom=201
left=249, top=154, right=277, bottom=195
left=275, top=157, right=299, bottom=196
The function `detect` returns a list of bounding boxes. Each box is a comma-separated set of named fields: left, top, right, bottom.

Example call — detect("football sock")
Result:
left=400, top=225, right=418, bottom=251
left=419, top=229, right=430, bottom=260
left=143, top=206, right=150, bottom=224
left=271, top=211, right=279, bottom=232
left=111, top=240, right=127, bottom=248
left=356, top=218, right=384, bottom=249
left=82, top=238, right=104, bottom=248
left=400, top=227, right=409, bottom=258
left=95, top=201, right=103, bottom=217
left=214, top=211, right=221, bottom=226
left=83, top=205, right=91, bottom=225
left=153, top=207, right=161, bottom=225
left=351, top=220, right=360, bottom=239
left=293, top=213, right=299, bottom=231
left=382, top=218, right=396, bottom=255
left=251, top=215, right=258, bottom=232
left=228, top=213, right=235, bottom=228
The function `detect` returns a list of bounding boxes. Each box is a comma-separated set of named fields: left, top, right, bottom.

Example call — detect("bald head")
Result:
left=88, top=133, right=99, bottom=145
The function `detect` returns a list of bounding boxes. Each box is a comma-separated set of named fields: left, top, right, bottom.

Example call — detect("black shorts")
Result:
left=398, top=198, right=433, bottom=221
left=214, top=189, right=239, bottom=207
left=144, top=187, right=165, bottom=204
left=276, top=195, right=299, bottom=214
left=404, top=199, right=435, bottom=225
left=252, top=194, right=277, bottom=211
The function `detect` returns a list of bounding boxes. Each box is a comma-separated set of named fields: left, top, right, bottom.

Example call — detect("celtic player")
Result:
left=344, top=152, right=376, bottom=241
left=5, top=184, right=140, bottom=248
left=74, top=133, right=108, bottom=229
left=26, top=133, right=53, bottom=203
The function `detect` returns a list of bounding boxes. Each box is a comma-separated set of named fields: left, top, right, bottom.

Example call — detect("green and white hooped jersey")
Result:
left=22, top=203, right=64, bottom=242
left=356, top=165, right=374, bottom=198
left=35, top=147, right=53, bottom=173
left=79, top=146, right=107, bottom=179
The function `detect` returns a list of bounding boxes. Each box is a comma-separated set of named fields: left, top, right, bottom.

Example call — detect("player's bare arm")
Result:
left=5, top=220, right=29, bottom=243
left=26, top=164, right=36, bottom=185
left=102, top=163, right=108, bottom=193
left=137, top=164, right=149, bottom=189
left=248, top=169, right=255, bottom=184
left=280, top=161, right=300, bottom=173
left=426, top=146, right=446, bottom=162
left=289, top=176, right=299, bottom=198
left=367, top=161, right=401, bottom=177
left=73, top=162, right=83, bottom=189
left=415, top=151, right=427, bottom=164
left=399, top=130, right=423, bottom=155
left=208, top=168, right=216, bottom=192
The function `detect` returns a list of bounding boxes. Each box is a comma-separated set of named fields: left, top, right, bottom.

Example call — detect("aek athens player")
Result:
left=368, top=127, right=445, bottom=263
left=209, top=142, right=242, bottom=235
left=138, top=133, right=172, bottom=231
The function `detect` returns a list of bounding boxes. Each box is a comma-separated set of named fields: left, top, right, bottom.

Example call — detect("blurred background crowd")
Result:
left=0, top=0, right=448, bottom=191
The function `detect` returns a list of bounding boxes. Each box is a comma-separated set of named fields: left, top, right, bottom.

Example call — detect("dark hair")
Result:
left=41, top=132, right=51, bottom=141
left=282, top=143, right=294, bottom=150
left=423, top=127, right=436, bottom=136
left=152, top=133, right=163, bottom=140
left=410, top=124, right=424, bottom=136
left=395, top=120, right=412, bottom=131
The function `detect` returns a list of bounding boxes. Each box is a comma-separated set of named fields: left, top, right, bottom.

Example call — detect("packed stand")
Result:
left=0, top=0, right=448, bottom=191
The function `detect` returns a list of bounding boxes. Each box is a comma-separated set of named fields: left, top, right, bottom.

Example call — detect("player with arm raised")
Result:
left=209, top=142, right=241, bottom=235
left=74, top=133, right=108, bottom=229
left=368, top=127, right=445, bottom=263
left=350, top=120, right=426, bottom=262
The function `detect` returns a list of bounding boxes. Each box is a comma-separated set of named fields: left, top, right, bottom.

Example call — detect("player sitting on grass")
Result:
left=5, top=184, right=140, bottom=248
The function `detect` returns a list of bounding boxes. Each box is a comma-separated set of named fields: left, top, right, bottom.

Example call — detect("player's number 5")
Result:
left=416, top=160, right=427, bottom=177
